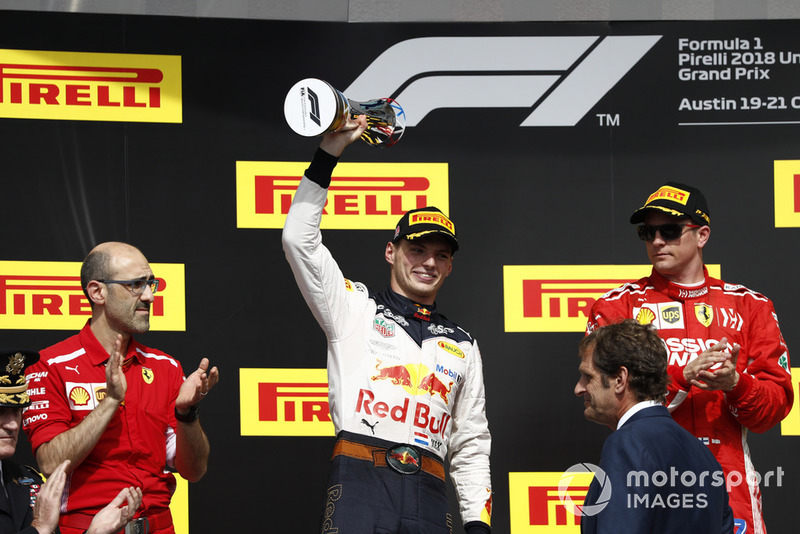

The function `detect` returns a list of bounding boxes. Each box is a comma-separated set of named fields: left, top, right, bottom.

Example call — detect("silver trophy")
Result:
left=284, top=78, right=405, bottom=146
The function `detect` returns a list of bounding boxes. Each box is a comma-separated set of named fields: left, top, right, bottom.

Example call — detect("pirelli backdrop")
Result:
left=2, top=10, right=800, bottom=534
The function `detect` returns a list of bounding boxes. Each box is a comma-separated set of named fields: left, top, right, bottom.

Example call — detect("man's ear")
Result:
left=613, top=366, right=629, bottom=394
left=385, top=241, right=395, bottom=266
left=697, top=225, right=711, bottom=249
left=85, top=280, right=106, bottom=307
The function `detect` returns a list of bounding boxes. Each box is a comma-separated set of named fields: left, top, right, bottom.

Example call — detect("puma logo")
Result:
left=65, top=365, right=79, bottom=374
left=361, top=419, right=379, bottom=435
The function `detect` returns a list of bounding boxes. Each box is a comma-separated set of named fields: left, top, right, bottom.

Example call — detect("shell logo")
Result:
left=437, top=341, right=465, bottom=359
left=636, top=307, right=656, bottom=325
left=69, top=386, right=91, bottom=406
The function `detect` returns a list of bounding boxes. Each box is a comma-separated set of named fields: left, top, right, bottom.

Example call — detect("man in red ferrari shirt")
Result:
left=587, top=182, right=793, bottom=534
left=23, top=242, right=219, bottom=534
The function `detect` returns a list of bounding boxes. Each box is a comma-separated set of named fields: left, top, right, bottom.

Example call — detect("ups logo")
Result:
left=661, top=306, right=681, bottom=324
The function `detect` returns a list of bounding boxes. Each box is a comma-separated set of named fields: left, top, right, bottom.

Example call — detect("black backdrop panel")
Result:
left=1, top=11, right=799, bottom=533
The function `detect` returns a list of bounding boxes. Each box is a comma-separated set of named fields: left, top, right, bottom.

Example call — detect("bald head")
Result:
left=81, top=242, right=149, bottom=306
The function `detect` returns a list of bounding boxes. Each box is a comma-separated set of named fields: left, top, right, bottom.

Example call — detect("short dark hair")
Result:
left=579, top=320, right=669, bottom=403
left=80, top=248, right=112, bottom=306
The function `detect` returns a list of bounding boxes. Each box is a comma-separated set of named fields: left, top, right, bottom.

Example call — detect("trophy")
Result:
left=284, top=78, right=405, bottom=146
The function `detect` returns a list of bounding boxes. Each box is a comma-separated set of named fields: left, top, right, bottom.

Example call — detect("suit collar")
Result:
left=617, top=400, right=666, bottom=429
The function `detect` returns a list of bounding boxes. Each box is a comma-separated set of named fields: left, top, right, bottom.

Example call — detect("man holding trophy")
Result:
left=282, top=88, right=492, bottom=534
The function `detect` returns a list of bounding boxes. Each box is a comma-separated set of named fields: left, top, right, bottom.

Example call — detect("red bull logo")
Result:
left=388, top=450, right=419, bottom=467
left=480, top=490, right=493, bottom=526
left=356, top=389, right=451, bottom=437
left=385, top=444, right=423, bottom=474
left=371, top=362, right=454, bottom=405
left=372, top=360, right=412, bottom=387
left=413, top=306, right=432, bottom=321
left=418, top=373, right=453, bottom=405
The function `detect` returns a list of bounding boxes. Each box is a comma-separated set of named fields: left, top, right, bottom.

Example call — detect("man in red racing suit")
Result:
left=282, top=116, right=491, bottom=533
left=587, top=182, right=792, bottom=534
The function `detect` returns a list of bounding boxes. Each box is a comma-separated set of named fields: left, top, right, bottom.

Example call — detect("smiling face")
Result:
left=643, top=211, right=709, bottom=284
left=385, top=235, right=453, bottom=305
left=0, top=406, right=22, bottom=459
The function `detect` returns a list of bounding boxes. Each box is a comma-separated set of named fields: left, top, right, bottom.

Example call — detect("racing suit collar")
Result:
left=381, top=287, right=439, bottom=322
left=650, top=266, right=711, bottom=300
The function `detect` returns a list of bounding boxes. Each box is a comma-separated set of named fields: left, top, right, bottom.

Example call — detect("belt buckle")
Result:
left=386, top=444, right=421, bottom=475
left=124, top=517, right=149, bottom=534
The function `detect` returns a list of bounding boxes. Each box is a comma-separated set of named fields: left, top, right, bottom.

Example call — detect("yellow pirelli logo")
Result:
left=240, top=368, right=334, bottom=436
left=645, top=185, right=689, bottom=206
left=235, top=161, right=449, bottom=229
left=509, top=471, right=594, bottom=532
left=780, top=367, right=800, bottom=436
left=0, top=48, right=181, bottom=122
left=774, top=160, right=800, bottom=227
left=503, top=265, right=721, bottom=332
left=0, top=261, right=185, bottom=331
left=409, top=211, right=454, bottom=231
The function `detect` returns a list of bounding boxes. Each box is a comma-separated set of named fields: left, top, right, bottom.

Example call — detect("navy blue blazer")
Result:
left=581, top=405, right=733, bottom=533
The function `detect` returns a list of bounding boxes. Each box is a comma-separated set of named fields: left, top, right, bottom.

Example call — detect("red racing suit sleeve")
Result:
left=724, top=296, right=793, bottom=433
left=23, top=358, right=73, bottom=453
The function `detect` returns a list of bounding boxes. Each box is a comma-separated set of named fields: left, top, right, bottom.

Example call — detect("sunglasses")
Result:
left=637, top=223, right=701, bottom=242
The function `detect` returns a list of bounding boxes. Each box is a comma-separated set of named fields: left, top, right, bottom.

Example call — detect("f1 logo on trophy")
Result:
left=284, top=78, right=405, bottom=146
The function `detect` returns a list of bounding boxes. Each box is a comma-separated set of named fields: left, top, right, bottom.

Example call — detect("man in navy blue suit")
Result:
left=574, top=320, right=733, bottom=533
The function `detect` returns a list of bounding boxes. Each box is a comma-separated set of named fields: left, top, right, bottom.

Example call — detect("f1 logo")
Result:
left=306, top=86, right=322, bottom=126
left=345, top=35, right=661, bottom=127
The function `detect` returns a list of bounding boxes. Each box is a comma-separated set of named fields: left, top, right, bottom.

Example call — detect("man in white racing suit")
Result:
left=282, top=116, right=492, bottom=534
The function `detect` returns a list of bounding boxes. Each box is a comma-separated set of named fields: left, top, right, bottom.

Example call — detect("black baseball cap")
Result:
left=0, top=349, right=40, bottom=408
left=630, top=182, right=711, bottom=226
left=393, top=207, right=458, bottom=252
